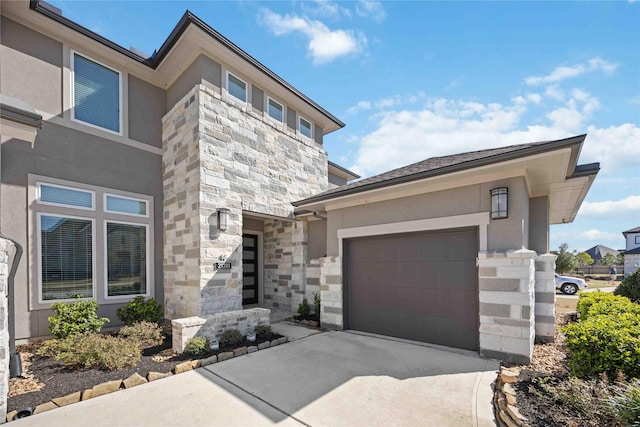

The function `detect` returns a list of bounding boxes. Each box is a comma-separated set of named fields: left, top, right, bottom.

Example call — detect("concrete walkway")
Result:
left=12, top=327, right=499, bottom=427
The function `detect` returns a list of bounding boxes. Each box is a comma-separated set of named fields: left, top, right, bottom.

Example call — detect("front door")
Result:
left=242, top=234, right=259, bottom=305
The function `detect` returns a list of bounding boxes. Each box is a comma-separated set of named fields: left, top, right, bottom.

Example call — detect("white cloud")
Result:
left=579, top=195, right=640, bottom=217
left=553, top=229, right=621, bottom=242
left=347, top=101, right=372, bottom=114
left=356, top=1, right=386, bottom=22
left=303, top=0, right=351, bottom=19
left=525, top=57, right=618, bottom=85
left=526, top=93, right=542, bottom=104
left=261, top=9, right=365, bottom=64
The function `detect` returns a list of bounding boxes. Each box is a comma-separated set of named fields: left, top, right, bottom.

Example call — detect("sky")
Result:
left=50, top=0, right=640, bottom=253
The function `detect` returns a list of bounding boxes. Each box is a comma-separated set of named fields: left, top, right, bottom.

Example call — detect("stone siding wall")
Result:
left=0, top=238, right=16, bottom=424
left=320, top=256, right=343, bottom=329
left=171, top=308, right=270, bottom=353
left=264, top=220, right=294, bottom=311
left=305, top=259, right=321, bottom=312
left=624, top=254, right=640, bottom=278
left=535, top=254, right=557, bottom=343
left=478, top=249, right=536, bottom=364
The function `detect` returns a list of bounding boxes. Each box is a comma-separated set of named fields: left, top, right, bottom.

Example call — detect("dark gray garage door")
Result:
left=345, top=227, right=479, bottom=351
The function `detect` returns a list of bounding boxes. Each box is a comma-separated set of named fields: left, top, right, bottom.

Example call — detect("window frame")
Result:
left=37, top=181, right=96, bottom=211
left=37, top=212, right=97, bottom=304
left=104, top=193, right=149, bottom=218
left=298, top=115, right=313, bottom=139
left=70, top=50, right=123, bottom=135
left=103, top=219, right=151, bottom=300
left=226, top=71, right=248, bottom=103
left=635, top=236, right=640, bottom=245
left=266, top=96, right=284, bottom=123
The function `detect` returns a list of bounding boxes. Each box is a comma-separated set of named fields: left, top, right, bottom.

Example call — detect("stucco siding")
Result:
left=308, top=220, right=327, bottom=259
left=529, top=196, right=549, bottom=254
left=252, top=86, right=264, bottom=114
left=286, top=107, right=297, bottom=133
left=328, top=171, right=347, bottom=188
left=128, top=75, right=165, bottom=148
left=0, top=17, right=63, bottom=116
left=1, top=122, right=163, bottom=340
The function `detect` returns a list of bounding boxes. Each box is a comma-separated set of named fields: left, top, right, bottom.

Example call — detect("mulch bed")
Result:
left=8, top=332, right=282, bottom=414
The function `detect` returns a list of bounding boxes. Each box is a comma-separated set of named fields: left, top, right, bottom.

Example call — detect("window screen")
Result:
left=74, top=53, right=120, bottom=132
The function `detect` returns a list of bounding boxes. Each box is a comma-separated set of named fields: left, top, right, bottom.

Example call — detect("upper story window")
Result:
left=72, top=52, right=122, bottom=134
left=635, top=236, right=640, bottom=245
left=299, top=116, right=313, bottom=139
left=267, top=97, right=284, bottom=122
left=227, top=72, right=247, bottom=102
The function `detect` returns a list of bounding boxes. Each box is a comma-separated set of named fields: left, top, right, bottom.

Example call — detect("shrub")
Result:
left=220, top=329, right=243, bottom=347
left=119, top=321, right=164, bottom=347
left=615, top=271, right=640, bottom=303
left=48, top=297, right=110, bottom=339
left=313, top=293, right=321, bottom=316
left=254, top=325, right=273, bottom=340
left=298, top=298, right=311, bottom=316
left=576, top=292, right=640, bottom=320
left=38, top=333, right=140, bottom=370
left=606, top=378, right=640, bottom=426
left=116, top=296, right=163, bottom=326
left=183, top=336, right=210, bottom=356
left=563, top=313, right=640, bottom=378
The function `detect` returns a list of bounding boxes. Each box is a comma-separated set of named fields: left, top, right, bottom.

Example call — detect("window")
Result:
left=299, top=116, right=313, bottom=138
left=267, top=97, right=284, bottom=122
left=227, top=72, right=247, bottom=102
left=32, top=177, right=153, bottom=304
left=635, top=236, right=640, bottom=245
left=72, top=52, right=121, bottom=133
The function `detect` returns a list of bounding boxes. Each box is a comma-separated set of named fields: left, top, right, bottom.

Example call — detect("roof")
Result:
left=28, top=0, right=344, bottom=131
left=294, top=134, right=598, bottom=207
left=584, top=245, right=621, bottom=261
left=624, top=247, right=640, bottom=255
left=623, top=226, right=640, bottom=237
left=328, top=161, right=360, bottom=181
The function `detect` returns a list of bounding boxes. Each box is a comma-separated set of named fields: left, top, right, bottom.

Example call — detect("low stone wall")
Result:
left=0, top=238, right=17, bottom=425
left=171, top=308, right=270, bottom=354
left=305, top=259, right=321, bottom=311
left=534, top=254, right=556, bottom=343
left=494, top=366, right=528, bottom=426
left=319, top=256, right=342, bottom=329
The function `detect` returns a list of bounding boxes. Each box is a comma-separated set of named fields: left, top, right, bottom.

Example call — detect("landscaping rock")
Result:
left=499, top=410, right=519, bottom=427
left=81, top=389, right=94, bottom=401
left=174, top=361, right=195, bottom=374
left=191, top=360, right=201, bottom=369
left=257, top=341, right=270, bottom=350
left=218, top=351, right=234, bottom=362
left=52, top=391, right=82, bottom=407
left=499, top=367, right=519, bottom=384
left=6, top=410, right=16, bottom=422
left=233, top=346, right=248, bottom=357
left=270, top=339, right=281, bottom=347
left=91, top=379, right=123, bottom=398
left=247, top=346, right=258, bottom=353
left=33, top=401, right=58, bottom=414
left=123, top=373, right=147, bottom=389
left=147, top=371, right=172, bottom=382
left=200, top=355, right=217, bottom=366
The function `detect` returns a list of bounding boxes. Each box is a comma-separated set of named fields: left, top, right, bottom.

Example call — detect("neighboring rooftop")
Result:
left=584, top=245, right=621, bottom=262
left=623, top=226, right=640, bottom=237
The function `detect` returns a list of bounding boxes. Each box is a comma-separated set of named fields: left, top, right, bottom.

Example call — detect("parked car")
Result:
left=555, top=274, right=588, bottom=295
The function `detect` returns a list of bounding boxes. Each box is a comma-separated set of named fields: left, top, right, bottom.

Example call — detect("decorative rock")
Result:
left=200, top=355, right=218, bottom=366
left=270, top=339, right=280, bottom=347
left=499, top=410, right=519, bottom=427
left=233, top=346, right=247, bottom=357
left=34, top=402, right=58, bottom=414
left=6, top=410, right=16, bottom=422
left=247, top=346, right=258, bottom=353
left=191, top=360, right=201, bottom=369
left=257, top=341, right=270, bottom=350
left=147, top=371, right=172, bottom=382
left=507, top=404, right=526, bottom=425
left=218, top=351, right=234, bottom=362
left=81, top=389, right=95, bottom=401
left=52, top=391, right=82, bottom=407
left=91, top=379, right=123, bottom=398
left=123, top=373, right=147, bottom=389
left=174, top=361, right=195, bottom=374
left=500, top=368, right=519, bottom=384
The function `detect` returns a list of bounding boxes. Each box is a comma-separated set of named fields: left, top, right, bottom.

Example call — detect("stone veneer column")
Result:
left=320, top=256, right=342, bottom=329
left=0, top=238, right=16, bottom=423
left=478, top=249, right=536, bottom=364
left=264, top=220, right=293, bottom=310
left=535, top=254, right=557, bottom=343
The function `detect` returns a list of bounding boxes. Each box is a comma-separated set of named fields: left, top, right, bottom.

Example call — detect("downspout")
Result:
left=0, top=231, right=22, bottom=378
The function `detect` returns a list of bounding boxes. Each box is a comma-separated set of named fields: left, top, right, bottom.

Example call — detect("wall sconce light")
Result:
left=217, top=208, right=230, bottom=231
left=490, top=187, right=508, bottom=219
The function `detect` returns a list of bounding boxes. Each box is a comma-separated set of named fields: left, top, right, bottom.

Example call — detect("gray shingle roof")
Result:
left=623, top=227, right=640, bottom=236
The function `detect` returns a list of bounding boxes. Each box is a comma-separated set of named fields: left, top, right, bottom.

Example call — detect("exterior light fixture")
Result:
left=490, top=187, right=508, bottom=219
left=217, top=208, right=230, bottom=231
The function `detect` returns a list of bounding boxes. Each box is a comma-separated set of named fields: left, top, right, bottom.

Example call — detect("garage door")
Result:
left=345, top=227, right=479, bottom=351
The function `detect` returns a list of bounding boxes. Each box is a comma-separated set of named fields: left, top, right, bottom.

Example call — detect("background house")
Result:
left=622, top=226, right=640, bottom=277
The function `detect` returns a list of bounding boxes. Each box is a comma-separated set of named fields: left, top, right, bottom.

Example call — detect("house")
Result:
left=584, top=244, right=620, bottom=264
left=0, top=0, right=598, bottom=385
left=622, top=227, right=640, bottom=277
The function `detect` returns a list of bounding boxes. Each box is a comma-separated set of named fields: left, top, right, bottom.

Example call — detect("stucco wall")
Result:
left=326, top=176, right=530, bottom=256
left=0, top=123, right=163, bottom=340
left=128, top=75, right=166, bottom=148
left=529, top=196, right=549, bottom=254
left=308, top=220, right=327, bottom=259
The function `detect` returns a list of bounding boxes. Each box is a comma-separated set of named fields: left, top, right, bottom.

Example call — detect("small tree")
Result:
left=599, top=253, right=616, bottom=266
left=576, top=252, right=594, bottom=269
left=616, top=252, right=625, bottom=265
left=552, top=243, right=577, bottom=274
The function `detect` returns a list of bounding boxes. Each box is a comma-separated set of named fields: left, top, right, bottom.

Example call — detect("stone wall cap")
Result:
left=536, top=253, right=558, bottom=260
left=171, top=316, right=207, bottom=327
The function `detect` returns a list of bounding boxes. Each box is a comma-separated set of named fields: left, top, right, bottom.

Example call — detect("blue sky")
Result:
left=51, top=0, right=640, bottom=253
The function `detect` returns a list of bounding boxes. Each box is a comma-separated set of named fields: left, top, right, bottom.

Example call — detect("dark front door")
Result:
left=345, top=227, right=479, bottom=351
left=242, top=234, right=259, bottom=305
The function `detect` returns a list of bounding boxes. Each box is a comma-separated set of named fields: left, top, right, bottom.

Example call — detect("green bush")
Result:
left=576, top=292, right=640, bottom=320
left=298, top=298, right=311, bottom=316
left=254, top=325, right=273, bottom=340
left=313, top=293, right=321, bottom=316
left=48, top=297, right=110, bottom=339
left=116, top=296, right=163, bottom=326
left=119, top=321, right=164, bottom=347
left=563, top=313, right=640, bottom=378
left=220, top=329, right=243, bottom=347
left=38, top=333, right=140, bottom=370
left=615, top=271, right=640, bottom=303
left=183, top=336, right=210, bottom=356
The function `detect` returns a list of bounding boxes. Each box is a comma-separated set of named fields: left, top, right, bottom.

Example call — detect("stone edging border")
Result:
left=494, top=366, right=528, bottom=427
left=6, top=336, right=290, bottom=422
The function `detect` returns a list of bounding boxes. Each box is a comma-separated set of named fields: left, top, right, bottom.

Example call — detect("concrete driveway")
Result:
left=13, top=330, right=499, bottom=427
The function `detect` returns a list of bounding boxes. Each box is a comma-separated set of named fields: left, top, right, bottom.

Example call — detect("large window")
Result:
left=72, top=52, right=121, bottom=133
left=33, top=177, right=152, bottom=304
left=227, top=72, right=247, bottom=102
